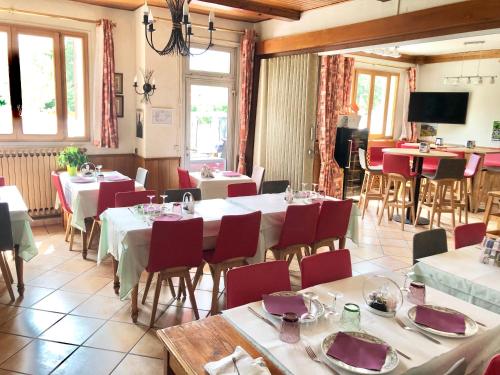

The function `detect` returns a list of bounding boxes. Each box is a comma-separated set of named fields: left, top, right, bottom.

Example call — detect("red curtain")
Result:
left=97, top=20, right=119, bottom=148
left=408, top=67, right=417, bottom=142
left=317, top=55, right=355, bottom=198
left=237, top=30, right=256, bottom=174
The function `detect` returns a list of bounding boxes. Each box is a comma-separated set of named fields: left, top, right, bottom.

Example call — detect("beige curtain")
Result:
left=253, top=54, right=319, bottom=190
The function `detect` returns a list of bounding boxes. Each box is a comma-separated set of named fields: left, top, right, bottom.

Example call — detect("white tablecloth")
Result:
left=59, top=171, right=144, bottom=232
left=0, top=186, right=37, bottom=261
left=223, top=272, right=500, bottom=375
left=413, top=246, right=500, bottom=314
left=190, top=171, right=252, bottom=199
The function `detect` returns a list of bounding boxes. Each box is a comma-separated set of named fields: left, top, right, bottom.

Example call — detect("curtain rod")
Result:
left=0, top=7, right=116, bottom=27
left=156, top=15, right=245, bottom=35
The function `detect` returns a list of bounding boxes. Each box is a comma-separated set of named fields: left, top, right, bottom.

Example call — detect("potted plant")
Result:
left=57, top=146, right=88, bottom=176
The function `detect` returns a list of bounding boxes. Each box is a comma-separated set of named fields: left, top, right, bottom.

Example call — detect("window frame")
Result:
left=185, top=44, right=236, bottom=80
left=0, top=23, right=90, bottom=142
left=352, top=68, right=399, bottom=139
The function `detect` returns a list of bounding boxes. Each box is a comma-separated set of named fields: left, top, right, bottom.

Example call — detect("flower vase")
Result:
left=67, top=165, right=78, bottom=177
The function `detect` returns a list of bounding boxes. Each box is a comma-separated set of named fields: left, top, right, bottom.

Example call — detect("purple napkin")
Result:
left=327, top=332, right=389, bottom=371
left=222, top=171, right=241, bottom=177
left=154, top=214, right=182, bottom=222
left=262, top=294, right=308, bottom=316
left=415, top=305, right=466, bottom=334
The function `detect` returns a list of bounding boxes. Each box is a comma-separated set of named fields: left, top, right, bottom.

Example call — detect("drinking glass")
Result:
left=301, top=182, right=309, bottom=198
left=96, top=165, right=103, bottom=180
left=324, top=291, right=343, bottom=321
left=340, top=303, right=361, bottom=331
left=401, top=269, right=416, bottom=293
left=300, top=292, right=318, bottom=323
left=312, top=183, right=319, bottom=198
left=147, top=194, right=155, bottom=216
left=279, top=313, right=300, bottom=343
left=160, top=194, right=168, bottom=213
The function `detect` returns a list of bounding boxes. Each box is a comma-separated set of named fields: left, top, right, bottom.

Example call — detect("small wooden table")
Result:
left=157, top=315, right=283, bottom=375
left=382, top=148, right=457, bottom=225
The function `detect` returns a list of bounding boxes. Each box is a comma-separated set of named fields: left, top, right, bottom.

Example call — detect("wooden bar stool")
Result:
left=478, top=166, right=500, bottom=212
left=455, top=153, right=481, bottom=224
left=377, top=154, right=416, bottom=231
left=415, top=158, right=466, bottom=229
left=359, top=148, right=385, bottom=219
left=484, top=191, right=500, bottom=233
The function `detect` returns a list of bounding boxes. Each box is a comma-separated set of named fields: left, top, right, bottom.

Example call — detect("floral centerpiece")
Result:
left=57, top=146, right=88, bottom=177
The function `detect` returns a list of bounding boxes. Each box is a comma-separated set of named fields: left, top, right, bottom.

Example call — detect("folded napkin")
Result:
left=327, top=332, right=389, bottom=371
left=222, top=171, right=241, bottom=177
left=104, top=175, right=129, bottom=181
left=415, top=305, right=466, bottom=334
left=154, top=214, right=182, bottom=222
left=205, top=346, right=271, bottom=375
left=262, top=294, right=308, bottom=316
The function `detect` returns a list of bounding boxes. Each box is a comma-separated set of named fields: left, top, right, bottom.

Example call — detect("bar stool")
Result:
left=415, top=158, right=466, bottom=229
left=478, top=166, right=500, bottom=212
left=359, top=148, right=385, bottom=219
left=483, top=191, right=500, bottom=235
left=456, top=154, right=481, bottom=224
left=377, top=154, right=416, bottom=231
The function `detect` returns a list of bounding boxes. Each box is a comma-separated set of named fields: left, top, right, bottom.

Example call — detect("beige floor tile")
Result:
left=350, top=246, right=384, bottom=260
left=378, top=238, right=410, bottom=248
left=94, top=281, right=120, bottom=298
left=60, top=274, right=111, bottom=294
left=357, top=236, right=380, bottom=246
left=27, top=271, right=77, bottom=289
left=71, top=295, right=127, bottom=320
left=0, top=285, right=55, bottom=307
left=0, top=308, right=64, bottom=337
left=0, top=305, right=25, bottom=325
left=0, top=339, right=76, bottom=375
left=40, top=315, right=105, bottom=345
left=28, top=255, right=67, bottom=271
left=351, top=261, right=389, bottom=275
left=111, top=300, right=167, bottom=327
left=371, top=256, right=412, bottom=270
left=32, top=290, right=90, bottom=314
left=382, top=246, right=412, bottom=258
left=0, top=333, right=32, bottom=364
left=53, top=347, right=125, bottom=375
left=55, top=258, right=96, bottom=275
left=130, top=329, right=163, bottom=359
left=154, top=306, right=205, bottom=329
left=84, top=321, right=147, bottom=352
left=112, top=354, right=162, bottom=375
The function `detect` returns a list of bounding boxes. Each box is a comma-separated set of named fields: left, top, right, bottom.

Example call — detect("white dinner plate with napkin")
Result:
left=204, top=346, right=271, bottom=375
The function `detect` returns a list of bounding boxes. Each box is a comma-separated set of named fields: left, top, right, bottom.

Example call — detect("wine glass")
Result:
left=312, top=183, right=319, bottom=198
left=301, top=182, right=309, bottom=198
left=401, top=269, right=416, bottom=293
left=147, top=194, right=155, bottom=215
left=96, top=165, right=103, bottom=176
left=300, top=291, right=318, bottom=323
left=324, top=291, right=343, bottom=321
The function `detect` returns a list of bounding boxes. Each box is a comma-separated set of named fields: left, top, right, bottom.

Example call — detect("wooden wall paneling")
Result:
left=87, top=154, right=135, bottom=179
left=135, top=156, right=181, bottom=196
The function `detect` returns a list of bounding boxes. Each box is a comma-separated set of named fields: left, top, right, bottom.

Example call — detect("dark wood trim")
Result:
left=244, top=55, right=262, bottom=177
left=352, top=52, right=418, bottom=65
left=195, top=0, right=301, bottom=21
left=256, top=0, right=500, bottom=57
left=416, top=49, right=500, bottom=64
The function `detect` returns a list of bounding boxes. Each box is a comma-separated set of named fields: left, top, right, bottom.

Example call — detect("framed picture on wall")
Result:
left=114, top=73, right=124, bottom=95
left=152, top=107, right=174, bottom=126
left=115, top=96, right=124, bottom=118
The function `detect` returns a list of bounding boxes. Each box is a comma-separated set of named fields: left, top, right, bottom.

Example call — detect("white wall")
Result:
left=417, top=58, right=500, bottom=147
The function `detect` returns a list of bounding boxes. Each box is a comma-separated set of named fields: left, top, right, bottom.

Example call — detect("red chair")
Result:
left=268, top=203, right=320, bottom=267
left=422, top=157, right=439, bottom=174
left=146, top=217, right=204, bottom=327
left=483, top=153, right=500, bottom=168
left=454, top=222, right=486, bottom=249
left=457, top=153, right=482, bottom=223
left=227, top=182, right=257, bottom=198
left=193, top=211, right=262, bottom=315
left=0, top=176, right=5, bottom=186
left=177, top=168, right=193, bottom=189
left=51, top=172, right=79, bottom=252
left=311, top=199, right=352, bottom=253
left=87, top=180, right=135, bottom=253
left=377, top=154, right=416, bottom=230
left=115, top=190, right=156, bottom=207
left=368, top=147, right=384, bottom=167
left=226, top=261, right=291, bottom=309
left=300, top=249, right=352, bottom=289
left=483, top=354, right=500, bottom=375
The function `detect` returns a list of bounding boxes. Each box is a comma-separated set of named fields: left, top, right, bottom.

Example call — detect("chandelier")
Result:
left=142, top=0, right=216, bottom=56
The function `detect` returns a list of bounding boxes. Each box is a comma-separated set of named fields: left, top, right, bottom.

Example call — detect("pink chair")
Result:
left=115, top=190, right=156, bottom=207
left=422, top=157, right=439, bottom=174
left=300, top=250, right=352, bottom=289
left=483, top=354, right=500, bottom=375
left=192, top=211, right=262, bottom=314
left=483, top=153, right=500, bottom=168
left=0, top=176, right=5, bottom=186
left=268, top=203, right=320, bottom=267
left=454, top=222, right=486, bottom=249
left=227, top=182, right=257, bottom=198
left=368, top=147, right=384, bottom=167
left=177, top=168, right=193, bottom=189
left=378, top=154, right=416, bottom=230
left=146, top=217, right=204, bottom=327
left=52, top=172, right=79, bottom=251
left=311, top=199, right=353, bottom=253
left=226, top=261, right=291, bottom=309
left=87, top=180, right=135, bottom=253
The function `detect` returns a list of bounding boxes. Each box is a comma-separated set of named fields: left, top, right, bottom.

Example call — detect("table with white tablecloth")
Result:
left=190, top=171, right=253, bottom=199
left=59, top=171, right=144, bottom=232
left=413, top=246, right=500, bottom=314
left=223, top=272, right=500, bottom=375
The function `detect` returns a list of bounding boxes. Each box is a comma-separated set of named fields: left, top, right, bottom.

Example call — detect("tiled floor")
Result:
left=0, top=202, right=484, bottom=374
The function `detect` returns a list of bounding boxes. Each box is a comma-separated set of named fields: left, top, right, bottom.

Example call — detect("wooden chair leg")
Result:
left=359, top=173, right=368, bottom=209
left=69, top=226, right=75, bottom=252
left=87, top=220, right=98, bottom=250
left=14, top=246, right=24, bottom=297
left=484, top=194, right=494, bottom=226
left=177, top=277, right=186, bottom=300
left=112, top=257, right=120, bottom=295
left=0, top=253, right=15, bottom=301
left=450, top=184, right=456, bottom=228
left=149, top=274, right=163, bottom=327
left=429, top=184, right=439, bottom=230
left=192, top=263, right=205, bottom=288
left=167, top=278, right=177, bottom=299
left=378, top=178, right=391, bottom=225
left=64, top=213, right=71, bottom=242
left=210, top=265, right=221, bottom=315
left=338, top=237, right=345, bottom=249
left=2, top=252, right=13, bottom=284
left=184, top=270, right=200, bottom=320
left=142, top=272, right=154, bottom=304
left=400, top=181, right=406, bottom=231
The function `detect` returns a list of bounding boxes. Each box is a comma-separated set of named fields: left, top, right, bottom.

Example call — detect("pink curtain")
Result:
left=95, top=20, right=119, bottom=148
left=317, top=55, right=355, bottom=198
left=408, top=67, right=417, bottom=142
left=237, top=30, right=256, bottom=174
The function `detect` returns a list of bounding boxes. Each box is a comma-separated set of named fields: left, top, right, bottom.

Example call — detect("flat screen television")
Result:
left=408, top=92, right=469, bottom=124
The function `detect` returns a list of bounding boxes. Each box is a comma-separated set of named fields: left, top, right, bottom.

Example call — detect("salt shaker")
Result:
left=279, top=313, right=300, bottom=343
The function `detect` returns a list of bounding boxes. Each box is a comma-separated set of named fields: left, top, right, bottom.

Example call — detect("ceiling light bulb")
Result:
left=478, top=77, right=483, bottom=84
left=467, top=77, right=471, bottom=84
left=490, top=76, right=495, bottom=84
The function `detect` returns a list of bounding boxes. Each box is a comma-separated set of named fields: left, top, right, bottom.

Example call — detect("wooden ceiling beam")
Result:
left=256, top=0, right=500, bottom=56
left=416, top=49, right=500, bottom=64
left=196, top=0, right=301, bottom=21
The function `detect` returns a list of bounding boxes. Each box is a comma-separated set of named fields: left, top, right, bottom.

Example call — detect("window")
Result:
left=0, top=24, right=88, bottom=141
left=185, top=46, right=236, bottom=171
left=353, top=69, right=399, bottom=138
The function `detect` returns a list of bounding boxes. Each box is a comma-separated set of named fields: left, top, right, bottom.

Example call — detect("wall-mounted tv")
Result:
left=408, top=92, right=469, bottom=124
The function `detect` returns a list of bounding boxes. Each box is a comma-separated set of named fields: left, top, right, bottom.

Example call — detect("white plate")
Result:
left=321, top=331, right=399, bottom=374
left=407, top=305, right=478, bottom=338
left=261, top=291, right=324, bottom=323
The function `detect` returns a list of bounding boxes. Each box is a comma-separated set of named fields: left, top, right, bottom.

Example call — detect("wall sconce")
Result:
left=133, top=69, right=156, bottom=103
